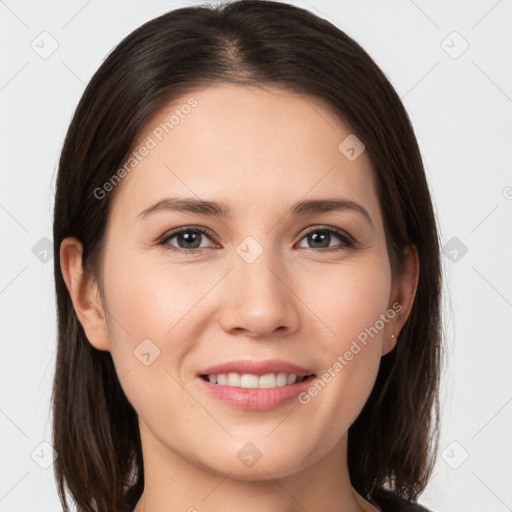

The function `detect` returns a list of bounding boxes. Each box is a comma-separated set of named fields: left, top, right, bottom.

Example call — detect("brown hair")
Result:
left=52, top=1, right=443, bottom=510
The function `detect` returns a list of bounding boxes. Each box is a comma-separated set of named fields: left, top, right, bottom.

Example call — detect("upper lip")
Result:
left=197, top=359, right=315, bottom=377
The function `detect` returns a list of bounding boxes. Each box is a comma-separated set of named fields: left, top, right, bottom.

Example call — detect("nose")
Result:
left=217, top=249, right=301, bottom=338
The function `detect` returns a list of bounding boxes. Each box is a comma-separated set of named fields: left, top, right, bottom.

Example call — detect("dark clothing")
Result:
left=369, top=488, right=432, bottom=511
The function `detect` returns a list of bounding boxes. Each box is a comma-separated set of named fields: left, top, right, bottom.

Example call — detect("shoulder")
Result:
left=370, top=488, right=433, bottom=512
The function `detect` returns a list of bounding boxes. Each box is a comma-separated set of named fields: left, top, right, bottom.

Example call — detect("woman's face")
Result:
left=76, top=84, right=416, bottom=480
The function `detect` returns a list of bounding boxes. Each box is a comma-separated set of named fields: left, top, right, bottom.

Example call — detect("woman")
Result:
left=52, top=1, right=443, bottom=511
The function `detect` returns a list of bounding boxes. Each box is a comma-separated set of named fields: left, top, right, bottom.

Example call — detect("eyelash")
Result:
left=158, top=225, right=356, bottom=255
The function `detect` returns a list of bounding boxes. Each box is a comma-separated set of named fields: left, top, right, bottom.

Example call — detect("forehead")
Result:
left=110, top=83, right=380, bottom=223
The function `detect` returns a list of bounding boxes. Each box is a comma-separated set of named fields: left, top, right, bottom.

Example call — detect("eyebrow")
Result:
left=137, top=197, right=374, bottom=229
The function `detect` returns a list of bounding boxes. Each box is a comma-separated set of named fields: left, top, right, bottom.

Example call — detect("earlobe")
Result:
left=381, top=333, right=397, bottom=356
left=59, top=237, right=111, bottom=352
left=382, top=245, right=420, bottom=356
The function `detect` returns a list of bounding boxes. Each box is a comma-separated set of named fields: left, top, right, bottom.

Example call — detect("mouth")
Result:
left=199, top=372, right=316, bottom=388
left=196, top=359, right=316, bottom=410
left=196, top=358, right=316, bottom=387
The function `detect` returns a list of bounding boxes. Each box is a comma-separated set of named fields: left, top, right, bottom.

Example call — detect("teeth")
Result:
left=241, top=374, right=259, bottom=388
left=227, top=372, right=241, bottom=387
left=287, top=373, right=297, bottom=385
left=276, top=372, right=288, bottom=386
left=259, top=373, right=276, bottom=388
left=204, top=372, right=307, bottom=388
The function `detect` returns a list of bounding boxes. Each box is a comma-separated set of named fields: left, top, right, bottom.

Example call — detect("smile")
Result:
left=200, top=372, right=311, bottom=388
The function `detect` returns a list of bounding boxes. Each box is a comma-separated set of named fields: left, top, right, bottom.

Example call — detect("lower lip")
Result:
left=198, top=375, right=316, bottom=410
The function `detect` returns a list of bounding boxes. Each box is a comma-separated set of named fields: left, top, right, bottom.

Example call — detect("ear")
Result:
left=59, top=237, right=111, bottom=351
left=381, top=244, right=419, bottom=355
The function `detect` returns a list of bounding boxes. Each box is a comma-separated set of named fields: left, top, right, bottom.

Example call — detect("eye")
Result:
left=160, top=227, right=216, bottom=251
left=296, top=226, right=354, bottom=251
left=159, top=225, right=355, bottom=254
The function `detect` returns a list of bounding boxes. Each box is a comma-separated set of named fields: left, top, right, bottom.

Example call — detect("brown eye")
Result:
left=161, top=228, right=215, bottom=251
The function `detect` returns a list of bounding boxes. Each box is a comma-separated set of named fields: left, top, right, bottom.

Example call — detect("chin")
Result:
left=191, top=438, right=315, bottom=481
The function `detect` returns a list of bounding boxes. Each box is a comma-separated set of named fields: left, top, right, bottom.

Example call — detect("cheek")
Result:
left=100, top=259, right=205, bottom=429
left=300, top=253, right=392, bottom=347
left=100, top=251, right=212, bottom=404
left=103, top=249, right=214, bottom=347
left=295, top=257, right=391, bottom=431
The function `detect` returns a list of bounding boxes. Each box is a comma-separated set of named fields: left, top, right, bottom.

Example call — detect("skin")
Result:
left=60, top=83, right=419, bottom=512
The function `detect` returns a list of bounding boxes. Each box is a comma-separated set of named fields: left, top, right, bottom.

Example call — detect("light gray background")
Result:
left=1, top=1, right=511, bottom=511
